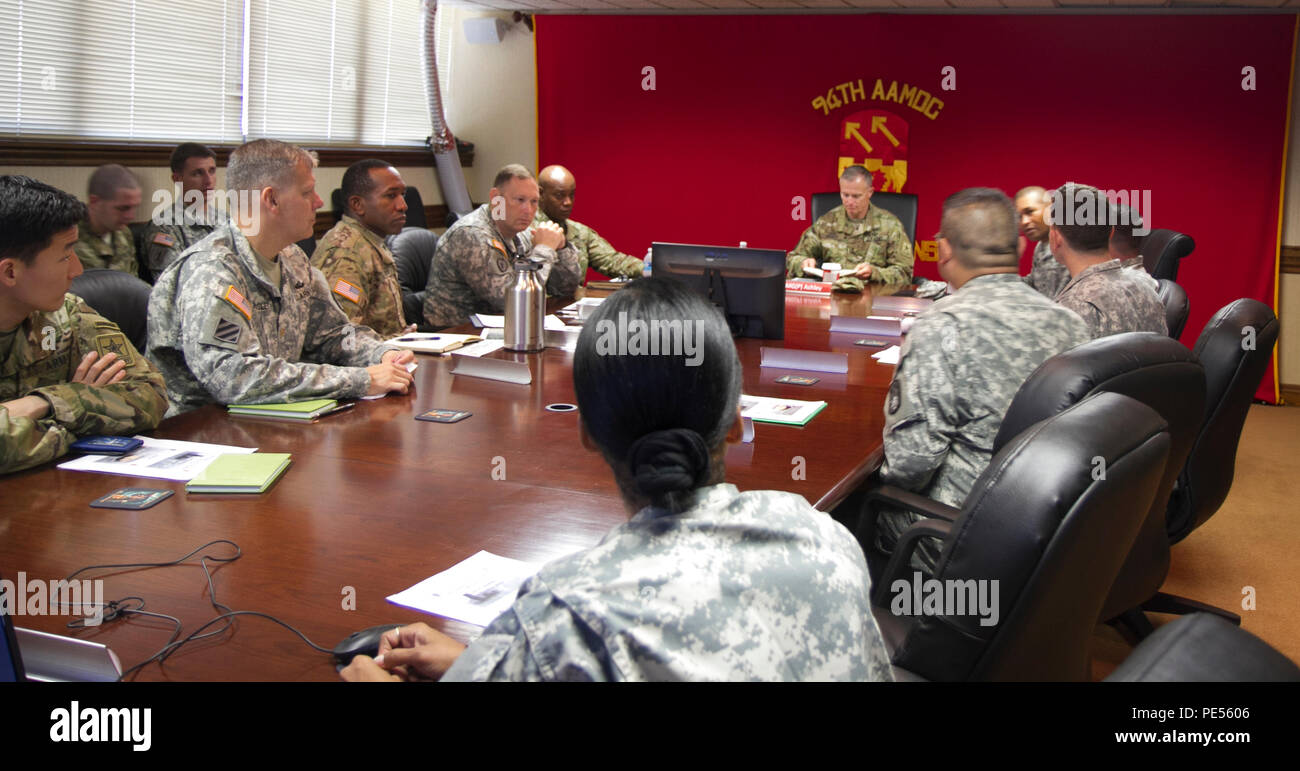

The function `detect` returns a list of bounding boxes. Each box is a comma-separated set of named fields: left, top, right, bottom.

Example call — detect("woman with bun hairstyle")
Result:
left=342, top=278, right=891, bottom=681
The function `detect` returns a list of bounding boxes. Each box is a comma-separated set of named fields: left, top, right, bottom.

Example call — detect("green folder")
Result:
left=227, top=399, right=339, bottom=420
left=186, top=453, right=292, bottom=494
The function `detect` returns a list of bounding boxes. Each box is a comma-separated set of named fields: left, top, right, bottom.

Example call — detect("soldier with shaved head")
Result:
left=534, top=164, right=644, bottom=281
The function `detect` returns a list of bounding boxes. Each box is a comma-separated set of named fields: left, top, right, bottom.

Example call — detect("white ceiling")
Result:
left=446, top=0, right=1300, bottom=12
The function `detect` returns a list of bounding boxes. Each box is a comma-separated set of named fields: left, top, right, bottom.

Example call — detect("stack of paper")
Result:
left=186, top=453, right=292, bottom=494
left=740, top=395, right=828, bottom=426
left=227, top=399, right=343, bottom=421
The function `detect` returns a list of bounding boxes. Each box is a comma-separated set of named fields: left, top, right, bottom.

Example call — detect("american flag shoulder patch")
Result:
left=332, top=278, right=362, bottom=304
left=152, top=232, right=176, bottom=247
left=222, top=285, right=253, bottom=320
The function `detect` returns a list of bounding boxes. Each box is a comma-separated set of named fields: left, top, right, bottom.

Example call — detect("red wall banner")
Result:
left=536, top=14, right=1295, bottom=401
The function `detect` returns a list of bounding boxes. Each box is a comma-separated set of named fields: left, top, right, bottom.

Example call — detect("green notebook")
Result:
left=186, top=453, right=292, bottom=494
left=227, top=399, right=340, bottom=420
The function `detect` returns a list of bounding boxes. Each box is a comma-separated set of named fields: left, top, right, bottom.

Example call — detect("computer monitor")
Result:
left=650, top=242, right=786, bottom=339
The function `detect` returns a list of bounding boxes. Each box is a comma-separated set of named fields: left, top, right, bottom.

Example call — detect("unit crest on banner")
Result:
left=838, top=110, right=909, bottom=193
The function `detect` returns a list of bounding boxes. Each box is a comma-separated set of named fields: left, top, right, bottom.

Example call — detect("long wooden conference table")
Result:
left=0, top=286, right=906, bottom=681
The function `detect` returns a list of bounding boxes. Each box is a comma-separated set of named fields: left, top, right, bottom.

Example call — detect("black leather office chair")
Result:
left=389, top=227, right=438, bottom=331
left=1141, top=229, right=1194, bottom=282
left=872, top=393, right=1170, bottom=681
left=991, top=332, right=1206, bottom=639
left=1156, top=279, right=1190, bottom=340
left=403, top=186, right=428, bottom=230
left=330, top=188, right=346, bottom=225
left=295, top=236, right=317, bottom=258
left=69, top=269, right=153, bottom=352
left=810, top=191, right=918, bottom=246
left=1166, top=299, right=1278, bottom=543
left=1106, top=613, right=1300, bottom=682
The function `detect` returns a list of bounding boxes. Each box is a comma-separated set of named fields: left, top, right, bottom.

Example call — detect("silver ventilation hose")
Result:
left=422, top=0, right=473, bottom=218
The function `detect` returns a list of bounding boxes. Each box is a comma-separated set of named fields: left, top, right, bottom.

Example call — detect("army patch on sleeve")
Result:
left=200, top=306, right=248, bottom=352
left=332, top=278, right=362, bottom=305
left=887, top=379, right=901, bottom=415
left=94, top=333, right=134, bottom=367
left=151, top=232, right=176, bottom=247
left=222, top=285, right=252, bottom=320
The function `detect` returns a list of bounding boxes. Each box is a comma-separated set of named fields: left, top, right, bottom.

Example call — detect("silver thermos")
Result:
left=504, top=256, right=545, bottom=352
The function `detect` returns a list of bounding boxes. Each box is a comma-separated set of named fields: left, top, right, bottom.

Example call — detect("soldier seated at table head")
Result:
left=146, top=138, right=415, bottom=416
left=534, top=164, right=644, bottom=281
left=141, top=142, right=226, bottom=282
left=1049, top=183, right=1167, bottom=339
left=1015, top=184, right=1069, bottom=299
left=874, top=187, right=1090, bottom=573
left=76, top=164, right=142, bottom=278
left=342, top=278, right=892, bottom=682
left=0, top=174, right=168, bottom=474
left=786, top=164, right=913, bottom=291
left=421, top=163, right=580, bottom=329
left=310, top=159, right=411, bottom=339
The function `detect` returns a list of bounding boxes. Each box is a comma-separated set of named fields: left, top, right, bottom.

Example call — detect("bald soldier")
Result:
left=422, top=164, right=580, bottom=329
left=873, top=188, right=1089, bottom=572
left=141, top=143, right=226, bottom=282
left=1015, top=185, right=1069, bottom=300
left=534, top=165, right=644, bottom=280
left=1, top=175, right=167, bottom=473
left=75, top=164, right=142, bottom=277
left=787, top=165, right=912, bottom=291
left=1050, top=183, right=1167, bottom=339
left=311, top=159, right=411, bottom=338
left=148, top=139, right=415, bottom=415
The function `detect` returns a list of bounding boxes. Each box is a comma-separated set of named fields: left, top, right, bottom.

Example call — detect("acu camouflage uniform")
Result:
left=1023, top=239, right=1069, bottom=300
left=533, top=210, right=644, bottom=279
left=1, top=294, right=167, bottom=473
left=147, top=221, right=397, bottom=416
left=310, top=214, right=407, bottom=339
left=878, top=273, right=1090, bottom=572
left=443, top=483, right=893, bottom=682
left=422, top=204, right=581, bottom=329
left=74, top=219, right=138, bottom=277
left=786, top=204, right=913, bottom=290
left=1055, top=259, right=1168, bottom=339
left=1120, top=256, right=1160, bottom=294
left=140, top=205, right=226, bottom=282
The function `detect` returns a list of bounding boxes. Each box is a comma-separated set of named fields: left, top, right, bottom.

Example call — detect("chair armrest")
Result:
left=857, top=483, right=962, bottom=553
left=870, top=517, right=955, bottom=607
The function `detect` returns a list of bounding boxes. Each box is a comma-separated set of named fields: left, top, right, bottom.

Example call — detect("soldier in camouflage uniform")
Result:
left=1015, top=186, right=1069, bottom=299
left=1, top=175, right=167, bottom=474
left=422, top=165, right=579, bottom=329
left=311, top=160, right=410, bottom=339
left=1049, top=184, right=1167, bottom=339
left=1108, top=205, right=1160, bottom=294
left=342, top=279, right=892, bottom=682
left=74, top=164, right=142, bottom=277
left=876, top=189, right=1090, bottom=573
left=140, top=143, right=226, bottom=282
left=787, top=165, right=913, bottom=290
left=147, top=139, right=415, bottom=416
left=534, top=165, right=644, bottom=279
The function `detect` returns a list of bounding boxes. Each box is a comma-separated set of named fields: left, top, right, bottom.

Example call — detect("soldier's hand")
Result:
left=800, top=258, right=817, bottom=273
left=1, top=395, right=51, bottom=421
left=531, top=221, right=566, bottom=251
left=852, top=262, right=873, bottom=279
left=381, top=349, right=416, bottom=368
left=365, top=361, right=414, bottom=396
left=72, top=351, right=128, bottom=387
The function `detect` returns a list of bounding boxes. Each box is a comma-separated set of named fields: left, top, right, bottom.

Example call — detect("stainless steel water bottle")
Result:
left=504, top=257, right=545, bottom=352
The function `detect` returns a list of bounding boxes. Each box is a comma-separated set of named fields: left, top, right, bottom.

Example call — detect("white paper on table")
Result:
left=386, top=550, right=540, bottom=627
left=739, top=394, right=828, bottom=426
left=470, top=314, right=569, bottom=331
left=871, top=345, right=901, bottom=365
left=454, top=339, right=505, bottom=357
left=556, top=297, right=605, bottom=320
left=57, top=436, right=257, bottom=481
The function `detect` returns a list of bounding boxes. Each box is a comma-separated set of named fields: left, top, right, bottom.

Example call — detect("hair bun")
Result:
left=626, top=429, right=711, bottom=502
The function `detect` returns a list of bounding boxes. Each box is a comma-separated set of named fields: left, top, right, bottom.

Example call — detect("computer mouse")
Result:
left=332, top=624, right=403, bottom=666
